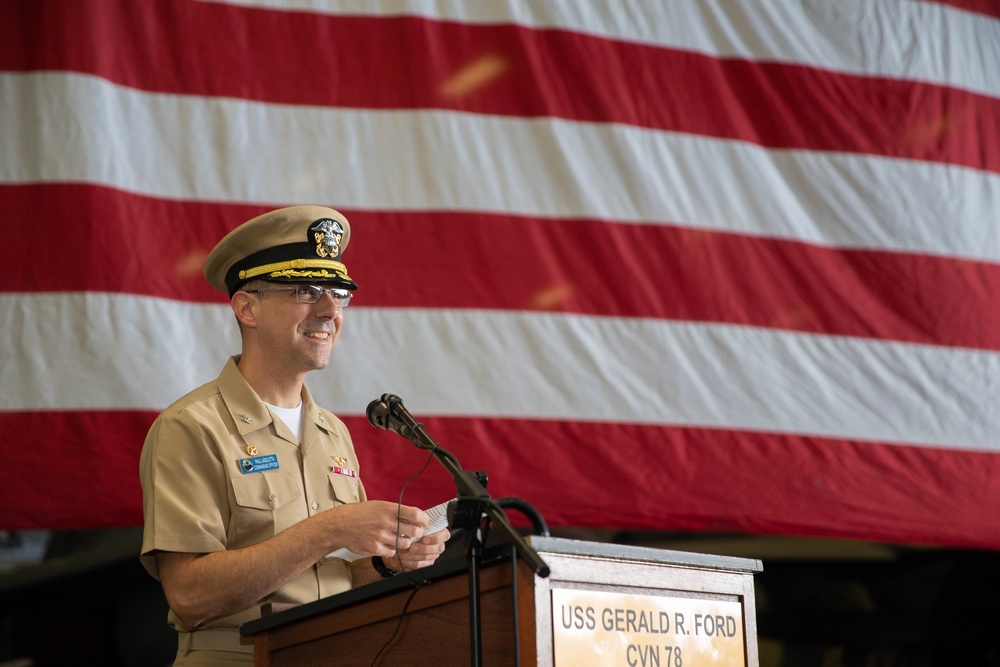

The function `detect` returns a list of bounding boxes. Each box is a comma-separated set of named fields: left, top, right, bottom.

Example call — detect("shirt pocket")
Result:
left=231, top=471, right=303, bottom=542
left=328, top=473, right=361, bottom=506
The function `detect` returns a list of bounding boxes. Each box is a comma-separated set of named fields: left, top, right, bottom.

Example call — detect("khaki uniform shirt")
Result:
left=139, top=356, right=366, bottom=632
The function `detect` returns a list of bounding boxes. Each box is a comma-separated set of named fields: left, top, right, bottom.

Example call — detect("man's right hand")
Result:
left=319, top=500, right=430, bottom=558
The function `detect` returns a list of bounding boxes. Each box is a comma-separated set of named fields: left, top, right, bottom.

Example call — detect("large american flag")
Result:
left=2, top=0, right=999, bottom=549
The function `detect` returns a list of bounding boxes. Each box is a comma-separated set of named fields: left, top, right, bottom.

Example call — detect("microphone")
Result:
left=366, top=392, right=552, bottom=579
left=366, top=393, right=413, bottom=440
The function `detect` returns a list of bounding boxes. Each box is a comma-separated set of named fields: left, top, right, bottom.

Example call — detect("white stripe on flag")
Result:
left=2, top=72, right=997, bottom=262
left=2, top=292, right=997, bottom=451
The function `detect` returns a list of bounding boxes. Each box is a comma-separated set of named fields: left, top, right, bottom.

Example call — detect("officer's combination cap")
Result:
left=204, top=205, right=358, bottom=296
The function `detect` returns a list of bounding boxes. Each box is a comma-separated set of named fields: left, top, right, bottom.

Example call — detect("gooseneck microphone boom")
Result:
left=365, top=392, right=550, bottom=667
left=366, top=394, right=460, bottom=467
left=364, top=392, right=549, bottom=575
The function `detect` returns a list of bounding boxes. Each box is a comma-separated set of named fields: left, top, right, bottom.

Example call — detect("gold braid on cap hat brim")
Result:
left=238, top=258, right=352, bottom=282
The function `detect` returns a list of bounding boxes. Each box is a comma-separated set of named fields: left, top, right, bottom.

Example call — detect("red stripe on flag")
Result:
left=358, top=415, right=1000, bottom=550
left=931, top=0, right=1000, bottom=19
left=4, top=409, right=1000, bottom=549
left=0, top=183, right=254, bottom=304
left=3, top=183, right=1000, bottom=351
left=1, top=410, right=154, bottom=530
left=1, top=1, right=997, bottom=173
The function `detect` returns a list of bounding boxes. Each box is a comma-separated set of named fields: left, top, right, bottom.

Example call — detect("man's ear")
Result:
left=231, top=291, right=258, bottom=330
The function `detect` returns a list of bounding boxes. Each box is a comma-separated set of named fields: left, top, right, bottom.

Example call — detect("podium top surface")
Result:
left=241, top=536, right=761, bottom=637
left=527, top=536, right=762, bottom=573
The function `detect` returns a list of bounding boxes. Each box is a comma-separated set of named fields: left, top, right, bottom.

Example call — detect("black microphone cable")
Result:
left=368, top=583, right=421, bottom=667
left=369, top=423, right=440, bottom=666
left=392, top=433, right=437, bottom=584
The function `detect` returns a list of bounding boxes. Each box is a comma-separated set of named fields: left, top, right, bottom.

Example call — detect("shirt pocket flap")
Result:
left=328, top=473, right=361, bottom=505
left=232, top=471, right=301, bottom=511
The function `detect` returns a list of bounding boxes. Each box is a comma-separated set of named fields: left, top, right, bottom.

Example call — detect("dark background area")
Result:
left=1, top=528, right=999, bottom=667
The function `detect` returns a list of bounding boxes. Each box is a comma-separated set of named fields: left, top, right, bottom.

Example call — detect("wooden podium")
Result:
left=241, top=536, right=762, bottom=666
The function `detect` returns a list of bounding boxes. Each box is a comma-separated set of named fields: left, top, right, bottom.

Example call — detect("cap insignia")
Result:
left=309, top=218, right=344, bottom=259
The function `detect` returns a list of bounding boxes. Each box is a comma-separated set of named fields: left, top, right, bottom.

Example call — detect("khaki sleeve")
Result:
left=139, top=411, right=230, bottom=578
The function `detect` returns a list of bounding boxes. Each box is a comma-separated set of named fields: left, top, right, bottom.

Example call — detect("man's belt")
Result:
left=178, top=627, right=253, bottom=654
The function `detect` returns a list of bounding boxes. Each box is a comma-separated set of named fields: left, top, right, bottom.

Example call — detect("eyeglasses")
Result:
left=244, top=284, right=353, bottom=307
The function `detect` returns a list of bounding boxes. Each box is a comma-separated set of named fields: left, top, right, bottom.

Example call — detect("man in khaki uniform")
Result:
left=140, top=206, right=450, bottom=665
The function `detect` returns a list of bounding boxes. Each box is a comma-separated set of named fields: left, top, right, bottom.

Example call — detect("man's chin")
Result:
left=306, top=352, right=331, bottom=370
left=313, top=350, right=334, bottom=370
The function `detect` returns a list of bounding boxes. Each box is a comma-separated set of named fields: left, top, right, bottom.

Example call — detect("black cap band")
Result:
left=225, top=242, right=357, bottom=295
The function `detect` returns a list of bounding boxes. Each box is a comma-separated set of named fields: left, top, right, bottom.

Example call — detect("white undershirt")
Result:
left=266, top=402, right=303, bottom=443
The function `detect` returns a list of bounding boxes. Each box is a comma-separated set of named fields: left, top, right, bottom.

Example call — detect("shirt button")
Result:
left=268, top=493, right=277, bottom=503
left=318, top=557, right=327, bottom=566
left=311, top=501, right=319, bottom=510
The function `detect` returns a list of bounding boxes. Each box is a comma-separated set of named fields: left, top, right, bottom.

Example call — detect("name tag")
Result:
left=237, top=454, right=279, bottom=474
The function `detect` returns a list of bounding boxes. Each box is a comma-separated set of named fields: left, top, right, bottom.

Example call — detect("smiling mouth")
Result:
left=305, top=332, right=330, bottom=340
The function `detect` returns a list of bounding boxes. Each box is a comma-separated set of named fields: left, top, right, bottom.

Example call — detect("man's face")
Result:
left=251, top=283, right=346, bottom=375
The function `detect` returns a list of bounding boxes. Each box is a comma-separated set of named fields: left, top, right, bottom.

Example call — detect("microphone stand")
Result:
left=382, top=397, right=549, bottom=667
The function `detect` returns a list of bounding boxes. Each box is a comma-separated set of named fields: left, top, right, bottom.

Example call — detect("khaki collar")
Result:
left=217, top=355, right=340, bottom=449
